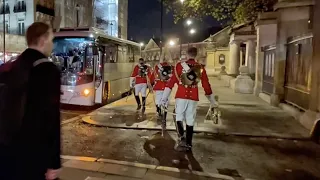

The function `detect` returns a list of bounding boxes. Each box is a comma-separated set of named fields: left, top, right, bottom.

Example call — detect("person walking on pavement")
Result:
left=161, top=47, right=218, bottom=152
left=150, top=59, right=173, bottom=119
left=130, top=58, right=152, bottom=112
left=0, top=22, right=61, bottom=180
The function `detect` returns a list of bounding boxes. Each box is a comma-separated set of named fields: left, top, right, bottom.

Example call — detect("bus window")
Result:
left=85, top=45, right=98, bottom=75
left=97, top=50, right=102, bottom=76
left=105, top=45, right=117, bottom=63
left=52, top=37, right=95, bottom=86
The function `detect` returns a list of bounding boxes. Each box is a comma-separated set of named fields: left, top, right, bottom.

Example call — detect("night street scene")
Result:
left=0, top=0, right=320, bottom=180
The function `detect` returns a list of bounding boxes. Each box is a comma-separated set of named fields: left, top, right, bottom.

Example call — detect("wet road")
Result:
left=60, top=105, right=94, bottom=122
left=62, top=121, right=320, bottom=180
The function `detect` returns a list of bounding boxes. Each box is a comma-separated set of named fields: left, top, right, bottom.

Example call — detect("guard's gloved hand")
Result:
left=206, top=94, right=219, bottom=108
left=161, top=87, right=171, bottom=107
left=130, top=77, right=135, bottom=88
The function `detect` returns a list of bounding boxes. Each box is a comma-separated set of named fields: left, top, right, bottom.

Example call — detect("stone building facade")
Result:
left=220, top=0, right=319, bottom=133
left=142, top=28, right=230, bottom=75
left=55, top=0, right=128, bottom=39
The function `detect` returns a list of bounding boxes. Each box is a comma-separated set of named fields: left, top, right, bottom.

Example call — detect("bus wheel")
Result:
left=102, top=83, right=108, bottom=105
left=311, top=120, right=320, bottom=144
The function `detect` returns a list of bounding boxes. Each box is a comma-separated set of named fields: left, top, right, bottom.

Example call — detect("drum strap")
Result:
left=157, top=64, right=163, bottom=72
left=174, top=64, right=183, bottom=85
left=181, top=62, right=191, bottom=73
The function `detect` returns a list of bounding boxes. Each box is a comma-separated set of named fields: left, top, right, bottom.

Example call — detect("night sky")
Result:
left=128, top=0, right=221, bottom=44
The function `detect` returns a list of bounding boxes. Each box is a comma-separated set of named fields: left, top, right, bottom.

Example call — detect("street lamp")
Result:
left=190, top=28, right=196, bottom=35
left=186, top=19, right=192, bottom=26
left=180, top=0, right=185, bottom=3
left=169, top=40, right=175, bottom=46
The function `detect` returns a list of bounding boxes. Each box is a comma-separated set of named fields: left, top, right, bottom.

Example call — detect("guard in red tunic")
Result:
left=150, top=60, right=173, bottom=119
left=130, top=58, right=152, bottom=111
left=161, top=47, right=218, bottom=151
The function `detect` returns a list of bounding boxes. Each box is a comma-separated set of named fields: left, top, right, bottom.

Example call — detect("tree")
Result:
left=162, top=0, right=277, bottom=25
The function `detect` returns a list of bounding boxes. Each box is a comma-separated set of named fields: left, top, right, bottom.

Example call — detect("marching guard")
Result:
left=150, top=59, right=173, bottom=119
left=130, top=58, right=152, bottom=112
left=161, top=47, right=218, bottom=152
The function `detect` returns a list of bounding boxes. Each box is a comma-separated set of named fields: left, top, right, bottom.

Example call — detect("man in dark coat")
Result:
left=0, top=22, right=61, bottom=180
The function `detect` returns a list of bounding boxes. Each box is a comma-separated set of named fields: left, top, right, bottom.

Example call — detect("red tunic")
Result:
left=131, top=64, right=152, bottom=84
left=166, top=59, right=212, bottom=101
left=150, top=62, right=172, bottom=91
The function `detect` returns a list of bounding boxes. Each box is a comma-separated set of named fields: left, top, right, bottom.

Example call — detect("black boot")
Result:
left=186, top=125, right=194, bottom=151
left=142, top=97, right=146, bottom=112
left=175, top=121, right=187, bottom=152
left=176, top=121, right=184, bottom=138
left=135, top=96, right=141, bottom=110
left=161, top=112, right=167, bottom=136
left=156, top=105, right=161, bottom=116
left=162, top=112, right=167, bottom=128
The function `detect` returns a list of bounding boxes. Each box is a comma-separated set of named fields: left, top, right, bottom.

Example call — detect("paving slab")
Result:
left=85, top=175, right=140, bottom=180
left=98, top=162, right=148, bottom=178
left=60, top=167, right=106, bottom=180
left=82, top=77, right=309, bottom=139
left=61, top=156, right=236, bottom=180
left=63, top=160, right=104, bottom=172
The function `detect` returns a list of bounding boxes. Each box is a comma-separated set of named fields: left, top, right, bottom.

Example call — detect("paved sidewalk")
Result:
left=60, top=156, right=235, bottom=180
left=82, top=77, right=309, bottom=139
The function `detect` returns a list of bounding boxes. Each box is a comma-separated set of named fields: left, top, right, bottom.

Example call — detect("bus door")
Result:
left=94, top=46, right=104, bottom=104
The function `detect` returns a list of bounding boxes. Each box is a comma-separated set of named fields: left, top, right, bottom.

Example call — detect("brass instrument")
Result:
left=180, top=64, right=203, bottom=86
left=157, top=65, right=173, bottom=81
left=138, top=65, right=148, bottom=77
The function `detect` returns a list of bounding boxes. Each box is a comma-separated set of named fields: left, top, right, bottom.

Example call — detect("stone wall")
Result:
left=0, top=33, right=26, bottom=53
left=206, top=48, right=229, bottom=76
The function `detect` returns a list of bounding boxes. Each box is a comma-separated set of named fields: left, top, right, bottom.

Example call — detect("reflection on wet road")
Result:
left=60, top=104, right=94, bottom=122
left=144, top=132, right=203, bottom=172
left=62, top=121, right=320, bottom=180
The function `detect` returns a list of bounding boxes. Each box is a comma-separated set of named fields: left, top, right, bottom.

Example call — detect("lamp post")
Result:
left=76, top=4, right=80, bottom=27
left=3, top=0, right=5, bottom=63
left=110, top=22, right=113, bottom=36
left=160, top=0, right=163, bottom=60
left=188, top=28, right=196, bottom=48
left=180, top=19, right=193, bottom=57
left=140, top=42, right=144, bottom=56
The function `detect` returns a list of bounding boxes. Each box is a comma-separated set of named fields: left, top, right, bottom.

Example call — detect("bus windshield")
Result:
left=51, top=37, right=96, bottom=86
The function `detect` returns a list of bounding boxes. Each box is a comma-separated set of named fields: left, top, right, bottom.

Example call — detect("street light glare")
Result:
left=180, top=0, right=185, bottom=3
left=186, top=20, right=192, bottom=26
left=140, top=42, right=144, bottom=47
left=169, top=40, right=175, bottom=46
left=190, top=29, right=196, bottom=34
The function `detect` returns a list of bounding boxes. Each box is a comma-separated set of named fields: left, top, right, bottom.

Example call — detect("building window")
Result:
left=0, top=0, right=9, bottom=14
left=18, top=21, right=25, bottom=35
left=14, top=1, right=26, bottom=13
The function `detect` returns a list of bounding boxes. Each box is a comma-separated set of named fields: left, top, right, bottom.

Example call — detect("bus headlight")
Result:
left=83, top=89, right=90, bottom=96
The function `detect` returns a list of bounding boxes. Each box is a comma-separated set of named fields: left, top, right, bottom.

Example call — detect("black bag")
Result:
left=0, top=58, right=50, bottom=146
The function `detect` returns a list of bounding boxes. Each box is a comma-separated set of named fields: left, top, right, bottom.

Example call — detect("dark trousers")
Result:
left=0, top=145, right=47, bottom=180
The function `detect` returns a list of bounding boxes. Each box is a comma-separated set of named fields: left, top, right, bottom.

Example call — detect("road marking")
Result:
left=61, top=115, right=85, bottom=125
left=60, top=111, right=86, bottom=115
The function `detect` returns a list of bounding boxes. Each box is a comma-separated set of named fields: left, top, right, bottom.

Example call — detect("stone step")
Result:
left=85, top=176, right=140, bottom=180
left=85, top=177, right=106, bottom=180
